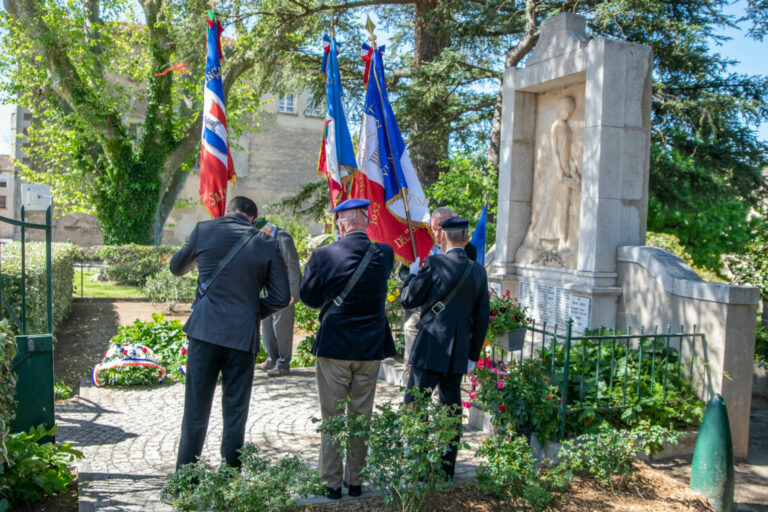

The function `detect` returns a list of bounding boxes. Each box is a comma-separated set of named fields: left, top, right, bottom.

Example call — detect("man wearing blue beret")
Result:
left=400, top=216, right=490, bottom=479
left=300, top=198, right=397, bottom=499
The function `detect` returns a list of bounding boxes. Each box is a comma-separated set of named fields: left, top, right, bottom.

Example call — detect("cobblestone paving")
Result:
left=56, top=368, right=486, bottom=511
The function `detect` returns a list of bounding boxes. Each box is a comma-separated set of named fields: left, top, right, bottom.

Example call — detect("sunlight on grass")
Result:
left=72, top=270, right=148, bottom=299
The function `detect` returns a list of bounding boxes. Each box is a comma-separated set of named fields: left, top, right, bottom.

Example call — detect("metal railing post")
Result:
left=558, top=318, right=573, bottom=440
left=45, top=205, right=52, bottom=333
left=20, top=205, right=26, bottom=335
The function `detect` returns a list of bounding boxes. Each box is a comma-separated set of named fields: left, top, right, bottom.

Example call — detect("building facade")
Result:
left=13, top=90, right=325, bottom=245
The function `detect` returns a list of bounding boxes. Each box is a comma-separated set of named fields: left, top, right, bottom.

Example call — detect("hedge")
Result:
left=79, top=245, right=179, bottom=286
left=0, top=325, right=15, bottom=464
left=0, top=242, right=75, bottom=464
left=1, top=242, right=78, bottom=336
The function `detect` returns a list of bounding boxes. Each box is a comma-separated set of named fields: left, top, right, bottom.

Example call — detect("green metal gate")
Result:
left=489, top=318, right=706, bottom=440
left=0, top=205, right=55, bottom=436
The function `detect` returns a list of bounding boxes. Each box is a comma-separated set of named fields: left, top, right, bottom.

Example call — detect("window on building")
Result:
left=279, top=94, right=296, bottom=114
left=0, top=176, right=8, bottom=188
left=0, top=196, right=7, bottom=209
left=304, top=96, right=324, bottom=118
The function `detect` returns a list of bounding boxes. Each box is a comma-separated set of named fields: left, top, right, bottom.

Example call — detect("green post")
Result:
left=690, top=393, right=734, bottom=512
left=10, top=334, right=55, bottom=439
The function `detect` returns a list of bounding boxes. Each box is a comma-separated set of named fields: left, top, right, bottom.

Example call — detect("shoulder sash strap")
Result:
left=418, top=260, right=474, bottom=325
left=320, top=242, right=377, bottom=321
left=196, top=227, right=259, bottom=302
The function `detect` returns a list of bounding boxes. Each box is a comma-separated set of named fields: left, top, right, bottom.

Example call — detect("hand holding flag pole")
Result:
left=364, top=17, right=419, bottom=263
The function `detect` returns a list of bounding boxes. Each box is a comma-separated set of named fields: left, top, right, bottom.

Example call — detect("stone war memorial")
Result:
left=490, top=13, right=760, bottom=458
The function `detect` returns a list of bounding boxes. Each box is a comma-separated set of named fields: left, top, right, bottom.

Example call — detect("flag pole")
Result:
left=366, top=16, right=418, bottom=263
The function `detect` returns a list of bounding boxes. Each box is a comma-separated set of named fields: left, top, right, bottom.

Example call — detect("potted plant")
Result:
left=467, top=357, right=561, bottom=444
left=487, top=290, right=530, bottom=351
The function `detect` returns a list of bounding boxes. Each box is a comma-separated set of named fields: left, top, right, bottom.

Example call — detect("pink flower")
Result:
left=547, top=395, right=552, bottom=400
left=489, top=315, right=496, bottom=322
left=477, top=359, right=485, bottom=369
left=558, top=398, right=562, bottom=403
left=497, top=380, right=505, bottom=389
left=498, top=404, right=507, bottom=412
left=469, top=390, right=477, bottom=399
left=462, top=401, right=472, bottom=409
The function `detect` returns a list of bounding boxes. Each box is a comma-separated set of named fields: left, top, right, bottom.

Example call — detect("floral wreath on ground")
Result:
left=92, top=343, right=167, bottom=387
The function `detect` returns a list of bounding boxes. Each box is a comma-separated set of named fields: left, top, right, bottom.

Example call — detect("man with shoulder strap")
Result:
left=300, top=198, right=396, bottom=500
left=170, top=196, right=291, bottom=470
left=400, top=216, right=490, bottom=479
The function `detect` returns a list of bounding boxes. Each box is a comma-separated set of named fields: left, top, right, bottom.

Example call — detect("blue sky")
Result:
left=1, top=1, right=766, bottom=154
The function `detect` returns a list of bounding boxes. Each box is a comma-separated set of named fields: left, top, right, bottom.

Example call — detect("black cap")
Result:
left=439, top=216, right=469, bottom=230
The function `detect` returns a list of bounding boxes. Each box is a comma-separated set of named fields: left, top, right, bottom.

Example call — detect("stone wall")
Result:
left=617, top=246, right=759, bottom=459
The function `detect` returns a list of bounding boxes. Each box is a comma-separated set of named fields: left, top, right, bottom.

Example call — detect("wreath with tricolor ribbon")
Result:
left=92, top=343, right=167, bottom=387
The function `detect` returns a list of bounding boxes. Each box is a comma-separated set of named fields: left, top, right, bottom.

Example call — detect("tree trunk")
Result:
left=487, top=86, right=503, bottom=168
left=410, top=0, right=449, bottom=187
left=153, top=169, right=191, bottom=245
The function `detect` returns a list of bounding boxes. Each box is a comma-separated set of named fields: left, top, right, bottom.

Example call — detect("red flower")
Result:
left=142, top=348, right=148, bottom=353
left=547, top=395, right=552, bottom=400
left=462, top=401, right=472, bottom=409
left=498, top=404, right=506, bottom=412
left=500, top=306, right=507, bottom=313
left=181, top=348, right=188, bottom=356
left=490, top=308, right=498, bottom=315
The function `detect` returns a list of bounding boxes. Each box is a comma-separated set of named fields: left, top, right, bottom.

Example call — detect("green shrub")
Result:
left=0, top=242, right=77, bottom=336
left=755, top=321, right=768, bottom=368
left=144, top=268, right=197, bottom=310
left=95, top=244, right=179, bottom=286
left=476, top=433, right=570, bottom=511
left=540, top=332, right=704, bottom=434
left=53, top=378, right=72, bottom=401
left=0, top=324, right=16, bottom=465
left=557, top=422, right=679, bottom=489
left=290, top=336, right=315, bottom=368
left=161, top=444, right=324, bottom=511
left=294, top=301, right=319, bottom=333
left=0, top=425, right=82, bottom=511
left=318, top=389, right=463, bottom=512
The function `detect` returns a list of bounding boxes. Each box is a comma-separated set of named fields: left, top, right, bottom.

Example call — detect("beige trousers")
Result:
left=401, top=307, right=421, bottom=387
left=316, top=357, right=381, bottom=487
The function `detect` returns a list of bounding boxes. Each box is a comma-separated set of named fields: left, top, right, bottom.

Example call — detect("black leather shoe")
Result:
left=325, top=486, right=342, bottom=500
left=347, top=484, right=362, bottom=497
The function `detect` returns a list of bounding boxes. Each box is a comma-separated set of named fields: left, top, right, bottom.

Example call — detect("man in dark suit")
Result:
left=300, top=198, right=397, bottom=500
left=255, top=220, right=302, bottom=377
left=400, top=216, right=490, bottom=478
left=170, top=196, right=291, bottom=470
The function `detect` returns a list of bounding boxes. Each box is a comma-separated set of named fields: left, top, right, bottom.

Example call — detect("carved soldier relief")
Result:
left=517, top=86, right=584, bottom=268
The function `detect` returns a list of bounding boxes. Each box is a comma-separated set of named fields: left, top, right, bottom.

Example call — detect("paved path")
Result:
left=56, top=368, right=486, bottom=511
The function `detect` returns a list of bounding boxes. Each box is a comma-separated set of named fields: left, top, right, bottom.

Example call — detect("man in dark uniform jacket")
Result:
left=170, top=196, right=291, bottom=470
left=300, top=198, right=396, bottom=499
left=400, top=216, right=490, bottom=478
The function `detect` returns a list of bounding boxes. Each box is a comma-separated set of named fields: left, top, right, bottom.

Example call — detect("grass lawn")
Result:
left=72, top=269, right=148, bottom=299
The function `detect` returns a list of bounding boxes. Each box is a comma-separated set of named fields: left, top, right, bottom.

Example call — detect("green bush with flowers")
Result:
left=486, top=290, right=530, bottom=341
left=467, top=357, right=561, bottom=443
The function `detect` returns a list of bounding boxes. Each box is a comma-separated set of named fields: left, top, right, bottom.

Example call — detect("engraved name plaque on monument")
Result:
left=518, top=281, right=591, bottom=333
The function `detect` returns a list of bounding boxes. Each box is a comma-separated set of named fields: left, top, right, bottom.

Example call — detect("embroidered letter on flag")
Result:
left=353, top=43, right=432, bottom=264
left=199, top=11, right=235, bottom=218
left=317, top=35, right=357, bottom=208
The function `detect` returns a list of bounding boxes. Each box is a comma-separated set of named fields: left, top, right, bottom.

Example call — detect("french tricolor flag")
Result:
left=199, top=11, right=235, bottom=218
left=352, top=43, right=432, bottom=265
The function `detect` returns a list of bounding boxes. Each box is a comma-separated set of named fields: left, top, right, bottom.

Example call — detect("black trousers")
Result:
left=405, top=367, right=464, bottom=478
left=176, top=338, right=255, bottom=469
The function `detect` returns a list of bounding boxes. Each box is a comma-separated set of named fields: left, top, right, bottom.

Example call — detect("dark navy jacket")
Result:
left=300, top=231, right=397, bottom=361
left=170, top=213, right=291, bottom=354
left=401, top=247, right=490, bottom=374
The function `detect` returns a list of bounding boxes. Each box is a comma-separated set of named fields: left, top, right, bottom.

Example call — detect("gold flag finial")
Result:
left=365, top=15, right=376, bottom=41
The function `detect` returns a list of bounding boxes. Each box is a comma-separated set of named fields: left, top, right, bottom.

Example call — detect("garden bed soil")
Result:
left=302, top=462, right=713, bottom=511
left=14, top=477, right=78, bottom=512
left=54, top=299, right=192, bottom=392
